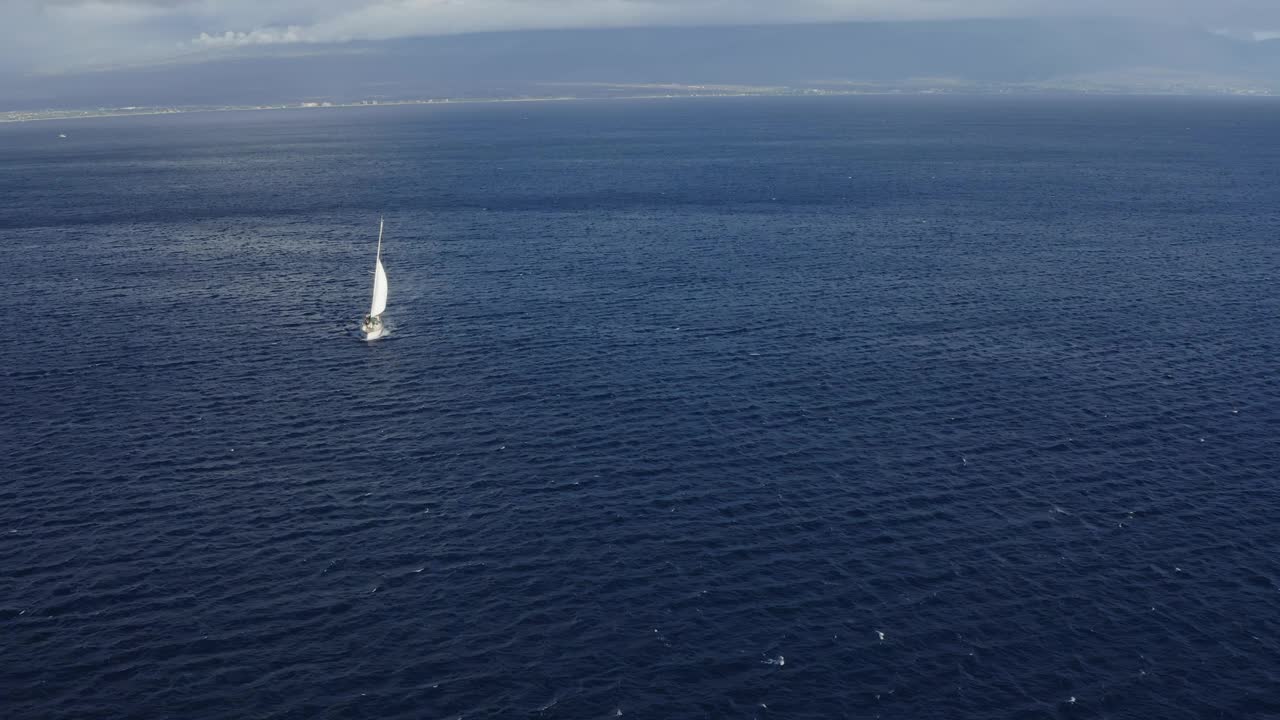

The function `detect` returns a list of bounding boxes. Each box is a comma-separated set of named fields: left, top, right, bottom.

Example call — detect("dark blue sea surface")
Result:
left=1, top=96, right=1278, bottom=719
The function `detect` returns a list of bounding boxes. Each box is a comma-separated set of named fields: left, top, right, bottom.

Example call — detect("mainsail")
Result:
left=369, top=218, right=388, bottom=317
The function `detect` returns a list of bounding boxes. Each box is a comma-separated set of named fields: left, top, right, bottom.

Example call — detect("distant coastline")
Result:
left=5, top=82, right=1277, bottom=124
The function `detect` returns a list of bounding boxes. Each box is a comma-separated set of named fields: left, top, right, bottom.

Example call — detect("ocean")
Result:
left=1, top=95, right=1277, bottom=719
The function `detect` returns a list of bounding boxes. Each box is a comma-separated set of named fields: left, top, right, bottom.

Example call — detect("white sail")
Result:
left=370, top=259, right=388, bottom=316
left=368, top=218, right=388, bottom=317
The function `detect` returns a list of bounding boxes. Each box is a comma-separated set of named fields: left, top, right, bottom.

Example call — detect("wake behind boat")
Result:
left=361, top=218, right=389, bottom=341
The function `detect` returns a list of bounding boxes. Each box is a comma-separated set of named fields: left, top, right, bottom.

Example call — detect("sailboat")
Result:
left=361, top=217, right=389, bottom=341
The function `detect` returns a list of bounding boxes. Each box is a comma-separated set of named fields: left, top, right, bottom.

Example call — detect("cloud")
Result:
left=194, top=26, right=306, bottom=47
left=191, top=0, right=852, bottom=47
left=185, top=0, right=1280, bottom=49
left=8, top=0, right=1280, bottom=71
left=179, top=0, right=1280, bottom=49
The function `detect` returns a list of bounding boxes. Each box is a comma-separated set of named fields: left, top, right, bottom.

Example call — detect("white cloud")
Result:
left=181, top=0, right=1280, bottom=48
left=8, top=0, right=1280, bottom=70
left=194, top=26, right=306, bottom=47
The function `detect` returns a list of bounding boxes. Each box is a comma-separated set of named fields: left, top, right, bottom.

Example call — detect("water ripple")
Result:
left=2, top=97, right=1279, bottom=719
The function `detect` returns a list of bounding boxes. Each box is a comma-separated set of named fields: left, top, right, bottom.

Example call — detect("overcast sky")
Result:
left=6, top=0, right=1280, bottom=73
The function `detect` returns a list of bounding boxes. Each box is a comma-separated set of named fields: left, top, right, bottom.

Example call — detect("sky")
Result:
left=6, top=0, right=1280, bottom=74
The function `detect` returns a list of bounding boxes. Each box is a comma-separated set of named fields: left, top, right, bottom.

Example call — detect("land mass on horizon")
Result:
left=5, top=79, right=1279, bottom=124
left=4, top=19, right=1280, bottom=114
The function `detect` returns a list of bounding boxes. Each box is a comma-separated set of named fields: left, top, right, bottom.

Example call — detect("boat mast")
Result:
left=375, top=216, right=384, bottom=267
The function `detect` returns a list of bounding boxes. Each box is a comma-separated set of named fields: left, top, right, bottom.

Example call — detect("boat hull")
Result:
left=363, top=325, right=385, bottom=341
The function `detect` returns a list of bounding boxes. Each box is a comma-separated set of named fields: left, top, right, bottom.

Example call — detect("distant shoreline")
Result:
left=0, top=95, right=581, bottom=124
left=4, top=87, right=1278, bottom=124
left=2, top=93, right=751, bottom=124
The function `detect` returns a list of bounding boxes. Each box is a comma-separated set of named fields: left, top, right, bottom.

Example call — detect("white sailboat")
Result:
left=361, top=217, right=389, bottom=341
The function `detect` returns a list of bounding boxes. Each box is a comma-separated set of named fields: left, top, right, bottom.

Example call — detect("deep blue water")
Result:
left=1, top=96, right=1278, bottom=719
